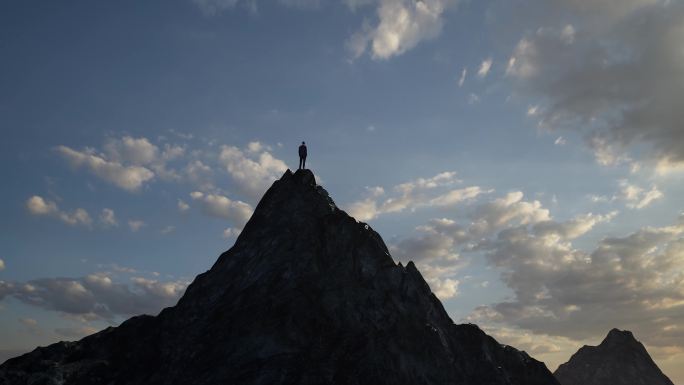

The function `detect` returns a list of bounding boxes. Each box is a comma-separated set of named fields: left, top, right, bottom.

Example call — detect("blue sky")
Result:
left=1, top=0, right=683, bottom=381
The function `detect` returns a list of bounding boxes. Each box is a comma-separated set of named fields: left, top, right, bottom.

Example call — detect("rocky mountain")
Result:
left=554, top=328, right=674, bottom=385
left=0, top=169, right=559, bottom=385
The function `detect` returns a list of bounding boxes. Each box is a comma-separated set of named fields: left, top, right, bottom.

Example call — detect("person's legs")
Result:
left=303, top=156, right=306, bottom=169
left=299, top=157, right=303, bottom=169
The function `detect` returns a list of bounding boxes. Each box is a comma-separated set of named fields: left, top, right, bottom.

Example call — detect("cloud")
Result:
left=278, top=0, right=320, bottom=9
left=26, top=196, right=92, bottom=227
left=477, top=58, right=493, bottom=78
left=128, top=220, right=146, bottom=232
left=190, top=191, right=253, bottom=226
left=160, top=226, right=176, bottom=235
left=56, top=145, right=155, bottom=192
left=347, top=172, right=488, bottom=221
left=0, top=273, right=189, bottom=320
left=191, top=0, right=239, bottom=16
left=505, top=1, right=684, bottom=170
left=177, top=199, right=190, bottom=212
left=54, top=326, right=99, bottom=339
left=348, top=0, right=459, bottom=60
left=0, top=259, right=4, bottom=271
left=99, top=208, right=118, bottom=227
left=618, top=180, right=664, bottom=209
left=469, top=211, right=684, bottom=358
left=218, top=142, right=288, bottom=199
left=458, top=68, right=467, bottom=87
left=469, top=191, right=550, bottom=236
left=222, top=227, right=242, bottom=238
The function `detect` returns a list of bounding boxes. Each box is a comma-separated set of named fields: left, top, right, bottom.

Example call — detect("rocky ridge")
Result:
left=0, top=169, right=559, bottom=385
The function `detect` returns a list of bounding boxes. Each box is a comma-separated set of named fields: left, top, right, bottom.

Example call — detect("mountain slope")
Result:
left=554, top=328, right=674, bottom=385
left=0, top=169, right=559, bottom=385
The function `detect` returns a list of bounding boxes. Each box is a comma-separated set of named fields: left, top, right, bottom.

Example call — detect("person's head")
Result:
left=302, top=141, right=305, bottom=145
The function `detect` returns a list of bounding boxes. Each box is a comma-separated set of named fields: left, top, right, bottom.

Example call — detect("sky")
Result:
left=1, top=0, right=683, bottom=381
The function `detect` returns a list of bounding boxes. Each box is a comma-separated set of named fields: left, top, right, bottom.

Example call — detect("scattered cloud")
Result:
left=470, top=213, right=684, bottom=356
left=277, top=0, right=321, bottom=9
left=0, top=273, right=189, bottom=320
left=458, top=67, right=467, bottom=87
left=506, top=1, right=684, bottom=170
left=347, top=172, right=488, bottom=221
left=128, top=220, right=146, bottom=232
left=56, top=145, right=155, bottom=192
left=190, top=191, right=253, bottom=226
left=347, top=0, right=459, bottom=60
left=54, top=326, right=99, bottom=339
left=554, top=136, right=567, bottom=146
left=99, top=208, right=118, bottom=227
left=160, top=226, right=176, bottom=235
left=618, top=180, right=664, bottom=209
left=477, top=58, right=493, bottom=78
left=218, top=142, right=288, bottom=199
left=468, top=93, right=480, bottom=104
left=26, top=196, right=92, bottom=227
left=177, top=199, right=190, bottom=212
left=191, top=0, right=239, bottom=16
left=222, top=227, right=242, bottom=238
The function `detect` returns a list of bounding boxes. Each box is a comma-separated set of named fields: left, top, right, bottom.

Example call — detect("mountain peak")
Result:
left=554, top=329, right=673, bottom=385
left=1, top=171, right=560, bottom=385
left=603, top=328, right=637, bottom=345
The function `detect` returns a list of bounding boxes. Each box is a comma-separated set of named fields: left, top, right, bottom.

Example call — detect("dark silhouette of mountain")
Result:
left=554, top=328, right=674, bottom=385
left=0, top=169, right=559, bottom=385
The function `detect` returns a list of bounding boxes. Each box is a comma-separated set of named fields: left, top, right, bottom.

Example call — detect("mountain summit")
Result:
left=554, top=328, right=674, bottom=385
left=0, top=169, right=559, bottom=385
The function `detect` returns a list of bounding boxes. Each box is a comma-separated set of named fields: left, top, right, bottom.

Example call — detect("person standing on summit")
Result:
left=298, top=141, right=307, bottom=170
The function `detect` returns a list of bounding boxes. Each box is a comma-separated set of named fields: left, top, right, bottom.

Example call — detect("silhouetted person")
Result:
left=298, top=141, right=307, bottom=169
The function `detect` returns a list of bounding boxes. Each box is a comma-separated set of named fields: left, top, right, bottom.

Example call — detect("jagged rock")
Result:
left=0, top=169, right=559, bottom=385
left=554, top=328, right=674, bottom=385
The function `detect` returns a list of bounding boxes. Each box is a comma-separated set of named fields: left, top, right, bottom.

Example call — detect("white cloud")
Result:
left=505, top=1, right=684, bottom=169
left=347, top=172, right=488, bottom=221
left=218, top=142, right=288, bottom=198
left=477, top=58, right=493, bottom=78
left=347, top=0, right=459, bottom=60
left=554, top=136, right=567, bottom=146
left=128, top=220, right=146, bottom=232
left=26, top=196, right=92, bottom=227
left=468, top=93, right=480, bottom=104
left=56, top=145, right=154, bottom=192
left=99, top=208, right=118, bottom=227
left=222, top=227, right=242, bottom=238
left=190, top=191, right=253, bottom=226
left=0, top=273, right=189, bottom=319
left=469, top=191, right=550, bottom=236
left=471, top=214, right=684, bottom=359
left=191, top=0, right=239, bottom=16
left=278, top=0, right=320, bottom=9
left=458, top=67, right=467, bottom=87
left=618, top=180, right=664, bottom=209
left=160, top=226, right=176, bottom=235
left=104, top=136, right=158, bottom=166
left=177, top=199, right=190, bottom=212
left=26, top=196, right=57, bottom=215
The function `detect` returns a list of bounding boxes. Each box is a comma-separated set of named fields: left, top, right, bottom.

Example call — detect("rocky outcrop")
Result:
left=0, top=169, right=559, bottom=385
left=554, top=328, right=674, bottom=385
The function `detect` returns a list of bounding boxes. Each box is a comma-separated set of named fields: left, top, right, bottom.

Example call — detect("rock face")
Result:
left=554, top=328, right=674, bottom=385
left=0, top=169, right=559, bottom=385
